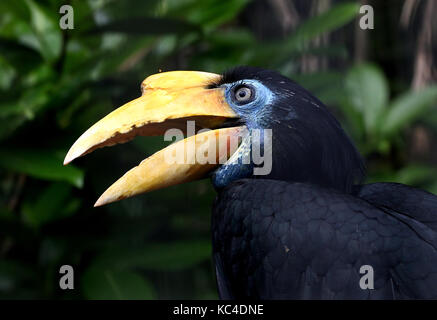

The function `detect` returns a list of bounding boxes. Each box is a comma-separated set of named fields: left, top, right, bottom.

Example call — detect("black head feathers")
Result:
left=212, top=66, right=366, bottom=193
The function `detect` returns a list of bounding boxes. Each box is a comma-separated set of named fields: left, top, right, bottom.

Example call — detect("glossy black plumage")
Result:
left=210, top=66, right=437, bottom=300
left=212, top=179, right=437, bottom=299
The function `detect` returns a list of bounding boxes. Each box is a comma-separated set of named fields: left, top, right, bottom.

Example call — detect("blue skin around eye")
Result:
left=211, top=80, right=276, bottom=189
left=223, top=79, right=275, bottom=129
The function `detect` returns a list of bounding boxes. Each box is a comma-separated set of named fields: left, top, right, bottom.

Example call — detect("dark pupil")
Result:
left=236, top=87, right=251, bottom=102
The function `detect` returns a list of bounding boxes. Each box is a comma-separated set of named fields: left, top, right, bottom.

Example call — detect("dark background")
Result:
left=0, top=0, right=436, bottom=299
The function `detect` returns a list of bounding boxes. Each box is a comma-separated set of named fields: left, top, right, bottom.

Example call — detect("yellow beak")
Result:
left=64, top=71, right=243, bottom=206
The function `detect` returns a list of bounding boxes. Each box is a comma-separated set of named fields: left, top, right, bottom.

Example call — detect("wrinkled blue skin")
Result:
left=211, top=80, right=276, bottom=189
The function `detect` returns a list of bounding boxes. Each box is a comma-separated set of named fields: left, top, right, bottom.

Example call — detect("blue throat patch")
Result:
left=211, top=79, right=276, bottom=189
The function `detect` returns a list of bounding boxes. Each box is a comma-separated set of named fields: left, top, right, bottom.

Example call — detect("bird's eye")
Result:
left=234, top=85, right=253, bottom=103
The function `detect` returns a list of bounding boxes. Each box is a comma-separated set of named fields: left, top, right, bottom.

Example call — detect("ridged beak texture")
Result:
left=63, top=71, right=242, bottom=206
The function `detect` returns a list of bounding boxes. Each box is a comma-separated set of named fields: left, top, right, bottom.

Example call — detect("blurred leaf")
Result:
left=87, top=17, right=198, bottom=35
left=345, top=63, right=388, bottom=135
left=187, top=0, right=249, bottom=29
left=0, top=149, right=83, bottom=187
left=422, top=109, right=437, bottom=134
left=0, top=71, right=85, bottom=140
left=0, top=37, right=42, bottom=74
left=0, top=81, right=52, bottom=119
left=367, top=165, right=437, bottom=186
left=395, top=165, right=437, bottom=186
left=164, top=0, right=249, bottom=29
left=25, top=0, right=62, bottom=62
left=0, top=116, right=27, bottom=141
left=82, top=267, right=155, bottom=300
left=0, top=0, right=30, bottom=22
left=293, top=71, right=342, bottom=93
left=293, top=2, right=357, bottom=45
left=383, top=86, right=437, bottom=136
left=21, top=182, right=79, bottom=228
left=298, top=44, right=348, bottom=58
left=247, top=2, right=359, bottom=67
left=0, top=56, right=16, bottom=90
left=293, top=71, right=346, bottom=105
left=93, top=240, right=212, bottom=271
left=207, top=29, right=255, bottom=47
left=98, top=38, right=155, bottom=76
left=428, top=181, right=437, bottom=195
left=57, top=90, right=91, bottom=129
left=90, top=0, right=161, bottom=22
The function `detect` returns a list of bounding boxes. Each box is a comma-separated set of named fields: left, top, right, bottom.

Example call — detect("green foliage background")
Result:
left=0, top=0, right=436, bottom=299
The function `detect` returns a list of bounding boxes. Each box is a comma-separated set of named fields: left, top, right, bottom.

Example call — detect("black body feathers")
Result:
left=210, top=67, right=437, bottom=299
left=212, top=180, right=437, bottom=299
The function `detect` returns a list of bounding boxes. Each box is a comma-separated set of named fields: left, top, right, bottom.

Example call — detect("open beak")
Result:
left=64, top=71, right=243, bottom=206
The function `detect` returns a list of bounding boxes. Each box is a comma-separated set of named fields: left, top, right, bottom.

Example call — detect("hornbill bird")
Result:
left=64, top=66, right=437, bottom=299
